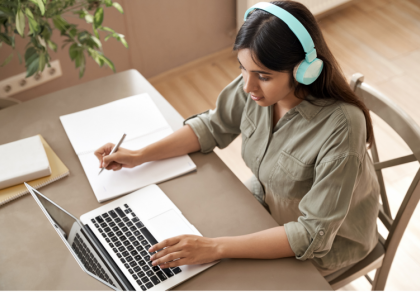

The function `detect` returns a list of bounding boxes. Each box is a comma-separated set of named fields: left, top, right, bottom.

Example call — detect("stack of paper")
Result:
left=60, top=93, right=196, bottom=202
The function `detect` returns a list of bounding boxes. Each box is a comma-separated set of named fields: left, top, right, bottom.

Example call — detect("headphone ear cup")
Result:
left=294, top=58, right=324, bottom=85
left=293, top=60, right=304, bottom=83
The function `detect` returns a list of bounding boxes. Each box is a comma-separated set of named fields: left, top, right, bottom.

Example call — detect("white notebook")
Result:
left=0, top=135, right=51, bottom=190
left=60, top=93, right=196, bottom=202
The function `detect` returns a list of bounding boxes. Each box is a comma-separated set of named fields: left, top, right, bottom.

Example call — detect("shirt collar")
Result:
left=294, top=95, right=329, bottom=121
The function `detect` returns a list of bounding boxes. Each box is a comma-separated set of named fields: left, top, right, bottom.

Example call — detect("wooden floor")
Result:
left=149, top=0, right=420, bottom=291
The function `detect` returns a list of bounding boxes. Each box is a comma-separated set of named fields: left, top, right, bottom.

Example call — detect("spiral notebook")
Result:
left=0, top=135, right=70, bottom=206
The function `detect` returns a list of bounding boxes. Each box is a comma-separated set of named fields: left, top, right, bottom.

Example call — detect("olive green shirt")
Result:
left=184, top=75, right=380, bottom=272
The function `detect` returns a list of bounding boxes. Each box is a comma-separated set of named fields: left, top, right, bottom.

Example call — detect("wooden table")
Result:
left=0, top=70, right=331, bottom=291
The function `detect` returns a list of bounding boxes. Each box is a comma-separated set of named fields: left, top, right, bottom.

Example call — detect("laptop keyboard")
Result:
left=71, top=232, right=117, bottom=288
left=92, top=203, right=182, bottom=291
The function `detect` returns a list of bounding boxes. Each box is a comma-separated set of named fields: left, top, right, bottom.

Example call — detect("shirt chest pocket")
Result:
left=268, top=151, right=314, bottom=202
left=240, top=115, right=256, bottom=159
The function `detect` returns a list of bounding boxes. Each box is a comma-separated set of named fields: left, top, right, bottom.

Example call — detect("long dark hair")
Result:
left=234, top=0, right=374, bottom=147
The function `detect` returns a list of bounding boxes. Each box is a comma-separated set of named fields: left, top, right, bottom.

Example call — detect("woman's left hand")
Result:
left=148, top=235, right=221, bottom=268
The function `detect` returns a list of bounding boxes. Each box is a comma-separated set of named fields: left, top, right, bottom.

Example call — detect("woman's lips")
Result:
left=251, top=94, right=264, bottom=101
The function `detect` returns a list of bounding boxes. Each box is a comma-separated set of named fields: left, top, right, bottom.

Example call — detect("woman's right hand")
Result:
left=94, top=143, right=142, bottom=171
left=93, top=125, right=200, bottom=172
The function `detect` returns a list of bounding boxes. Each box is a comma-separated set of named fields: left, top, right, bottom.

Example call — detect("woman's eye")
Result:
left=259, top=76, right=269, bottom=82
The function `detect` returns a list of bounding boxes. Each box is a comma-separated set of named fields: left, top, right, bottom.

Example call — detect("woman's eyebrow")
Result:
left=237, top=57, right=272, bottom=75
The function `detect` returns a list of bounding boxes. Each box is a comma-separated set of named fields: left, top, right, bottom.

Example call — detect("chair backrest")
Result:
left=350, top=73, right=420, bottom=288
left=0, top=97, right=21, bottom=110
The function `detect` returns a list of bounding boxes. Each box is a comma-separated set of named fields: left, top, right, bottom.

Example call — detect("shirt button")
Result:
left=319, top=230, right=325, bottom=236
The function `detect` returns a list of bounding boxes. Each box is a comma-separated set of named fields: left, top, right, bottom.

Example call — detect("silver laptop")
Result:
left=25, top=183, right=218, bottom=291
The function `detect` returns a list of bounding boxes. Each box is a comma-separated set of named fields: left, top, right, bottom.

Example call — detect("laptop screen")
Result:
left=35, top=191, right=77, bottom=238
left=31, top=189, right=121, bottom=290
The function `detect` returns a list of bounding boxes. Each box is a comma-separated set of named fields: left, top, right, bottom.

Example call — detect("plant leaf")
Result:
left=101, top=26, right=115, bottom=33
left=69, top=26, right=78, bottom=38
left=26, top=56, right=39, bottom=77
left=38, top=52, right=46, bottom=72
left=69, top=43, right=80, bottom=61
left=36, top=0, right=45, bottom=15
left=0, top=6, right=13, bottom=17
left=104, top=34, right=112, bottom=42
left=79, top=58, right=85, bottom=78
left=47, top=40, right=57, bottom=52
left=105, top=0, right=113, bottom=7
left=93, top=27, right=99, bottom=39
left=0, top=33, right=12, bottom=46
left=16, top=9, right=25, bottom=37
left=52, top=16, right=70, bottom=33
left=85, top=14, right=93, bottom=24
left=75, top=51, right=85, bottom=68
left=91, top=36, right=102, bottom=49
left=100, top=55, right=116, bottom=72
left=17, top=51, right=23, bottom=64
left=113, top=3, right=124, bottom=14
left=74, top=9, right=87, bottom=19
left=25, top=47, right=37, bottom=60
left=119, top=36, right=128, bottom=48
left=88, top=48, right=103, bottom=66
left=25, top=8, right=40, bottom=34
left=1, top=53, right=13, bottom=67
left=94, top=7, right=104, bottom=28
left=24, top=47, right=38, bottom=65
left=78, top=31, right=89, bottom=43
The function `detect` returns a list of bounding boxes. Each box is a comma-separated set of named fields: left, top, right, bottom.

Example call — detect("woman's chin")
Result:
left=254, top=99, right=271, bottom=107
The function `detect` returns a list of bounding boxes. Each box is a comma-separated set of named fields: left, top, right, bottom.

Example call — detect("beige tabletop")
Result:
left=0, top=70, right=331, bottom=291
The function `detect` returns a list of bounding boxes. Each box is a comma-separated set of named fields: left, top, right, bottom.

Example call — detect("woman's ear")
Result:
left=288, top=72, right=298, bottom=89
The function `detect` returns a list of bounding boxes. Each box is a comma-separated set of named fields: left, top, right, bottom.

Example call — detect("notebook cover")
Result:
left=0, top=135, right=51, bottom=189
left=0, top=135, right=70, bottom=206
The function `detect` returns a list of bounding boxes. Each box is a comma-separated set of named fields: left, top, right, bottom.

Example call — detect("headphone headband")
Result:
left=244, top=2, right=317, bottom=63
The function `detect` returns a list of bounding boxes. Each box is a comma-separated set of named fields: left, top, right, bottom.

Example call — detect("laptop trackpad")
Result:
left=148, top=209, right=195, bottom=241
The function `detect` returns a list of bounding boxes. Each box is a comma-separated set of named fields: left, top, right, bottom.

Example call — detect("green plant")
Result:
left=0, top=0, right=128, bottom=78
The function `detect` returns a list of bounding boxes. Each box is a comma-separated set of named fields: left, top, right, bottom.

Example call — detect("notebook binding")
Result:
left=0, top=171, right=70, bottom=206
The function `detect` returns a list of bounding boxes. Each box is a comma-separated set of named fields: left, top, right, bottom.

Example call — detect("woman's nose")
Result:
left=243, top=75, right=258, bottom=94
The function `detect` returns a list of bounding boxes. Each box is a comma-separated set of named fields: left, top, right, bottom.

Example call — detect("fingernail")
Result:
left=152, top=261, right=156, bottom=266
left=150, top=255, right=154, bottom=260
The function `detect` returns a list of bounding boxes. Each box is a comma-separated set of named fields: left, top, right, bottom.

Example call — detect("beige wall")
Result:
left=125, top=0, right=237, bottom=78
left=0, top=0, right=236, bottom=102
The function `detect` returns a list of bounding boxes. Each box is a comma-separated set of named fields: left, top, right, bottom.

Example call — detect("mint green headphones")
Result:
left=244, top=2, right=323, bottom=85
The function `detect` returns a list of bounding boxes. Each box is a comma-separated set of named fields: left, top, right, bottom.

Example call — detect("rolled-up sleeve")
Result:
left=183, top=75, right=247, bottom=153
left=284, top=154, right=361, bottom=260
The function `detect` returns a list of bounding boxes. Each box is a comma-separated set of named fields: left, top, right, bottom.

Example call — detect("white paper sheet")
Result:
left=60, top=93, right=197, bottom=202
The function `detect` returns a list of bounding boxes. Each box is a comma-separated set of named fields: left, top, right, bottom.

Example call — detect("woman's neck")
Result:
left=273, top=90, right=304, bottom=120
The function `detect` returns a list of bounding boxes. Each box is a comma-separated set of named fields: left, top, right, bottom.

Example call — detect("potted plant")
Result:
left=0, top=0, right=128, bottom=78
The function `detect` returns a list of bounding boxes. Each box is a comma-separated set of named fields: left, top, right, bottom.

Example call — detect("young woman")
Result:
left=94, top=1, right=380, bottom=277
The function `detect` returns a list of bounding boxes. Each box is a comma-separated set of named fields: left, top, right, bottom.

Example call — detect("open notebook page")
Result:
left=78, top=128, right=196, bottom=202
left=60, top=93, right=197, bottom=202
left=60, top=93, right=170, bottom=155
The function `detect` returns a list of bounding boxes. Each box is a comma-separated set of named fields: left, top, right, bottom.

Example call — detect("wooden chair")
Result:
left=0, top=97, right=21, bottom=110
left=327, top=73, right=420, bottom=290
